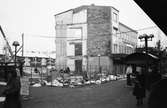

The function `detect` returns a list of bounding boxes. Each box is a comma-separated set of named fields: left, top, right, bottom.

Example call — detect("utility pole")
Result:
left=138, top=34, right=154, bottom=90
left=156, top=40, right=162, bottom=74
left=22, top=33, right=24, bottom=57
left=0, top=26, right=14, bottom=60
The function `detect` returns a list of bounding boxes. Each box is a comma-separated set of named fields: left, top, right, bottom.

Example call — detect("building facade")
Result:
left=55, top=5, right=138, bottom=75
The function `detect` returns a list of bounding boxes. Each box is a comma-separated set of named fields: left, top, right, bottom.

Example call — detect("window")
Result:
left=75, top=43, right=82, bottom=56
left=119, top=45, right=121, bottom=53
left=113, top=12, right=118, bottom=23
left=113, top=27, right=118, bottom=36
left=113, top=44, right=118, bottom=53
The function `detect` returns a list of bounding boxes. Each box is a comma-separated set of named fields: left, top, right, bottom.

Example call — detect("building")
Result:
left=55, top=4, right=138, bottom=75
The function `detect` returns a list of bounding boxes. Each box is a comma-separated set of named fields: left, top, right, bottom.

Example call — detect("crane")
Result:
left=0, top=25, right=14, bottom=62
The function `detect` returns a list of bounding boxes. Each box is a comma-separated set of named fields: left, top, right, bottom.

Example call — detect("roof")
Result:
left=54, top=9, right=73, bottom=16
left=54, top=4, right=119, bottom=16
left=119, top=22, right=138, bottom=34
left=124, top=52, right=159, bottom=65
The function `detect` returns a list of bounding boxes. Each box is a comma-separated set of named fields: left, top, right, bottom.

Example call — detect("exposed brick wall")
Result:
left=87, top=6, right=111, bottom=24
left=87, top=6, right=112, bottom=56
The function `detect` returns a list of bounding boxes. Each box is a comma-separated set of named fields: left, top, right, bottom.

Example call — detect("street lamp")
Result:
left=138, top=34, right=154, bottom=90
left=12, top=41, right=20, bottom=67
left=98, top=54, right=101, bottom=80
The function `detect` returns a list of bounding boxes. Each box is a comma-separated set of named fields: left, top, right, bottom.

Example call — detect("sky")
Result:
left=0, top=0, right=166, bottom=57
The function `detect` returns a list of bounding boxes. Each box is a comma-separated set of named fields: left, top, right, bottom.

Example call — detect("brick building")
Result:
left=55, top=4, right=138, bottom=75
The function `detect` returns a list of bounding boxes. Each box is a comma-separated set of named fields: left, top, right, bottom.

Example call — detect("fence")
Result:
left=54, top=64, right=126, bottom=80
left=23, top=66, right=51, bottom=84
left=22, top=63, right=127, bottom=84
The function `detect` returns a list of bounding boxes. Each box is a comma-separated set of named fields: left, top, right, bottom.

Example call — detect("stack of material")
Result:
left=43, top=80, right=51, bottom=86
left=0, top=97, right=5, bottom=102
left=70, top=76, right=83, bottom=86
left=52, top=79, right=63, bottom=87
left=32, top=83, right=41, bottom=87
left=95, top=80, right=101, bottom=84
left=107, top=75, right=117, bottom=81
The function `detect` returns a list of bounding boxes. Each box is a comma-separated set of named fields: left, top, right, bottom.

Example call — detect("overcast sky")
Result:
left=0, top=0, right=166, bottom=57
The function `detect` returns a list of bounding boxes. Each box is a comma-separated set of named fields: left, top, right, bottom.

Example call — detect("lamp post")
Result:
left=138, top=34, right=154, bottom=90
left=138, top=34, right=154, bottom=54
left=12, top=41, right=20, bottom=67
left=98, top=54, right=101, bottom=81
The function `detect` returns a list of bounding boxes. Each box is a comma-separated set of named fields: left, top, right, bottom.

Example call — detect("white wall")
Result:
left=73, top=9, right=87, bottom=24
left=67, top=59, right=75, bottom=71
left=66, top=24, right=87, bottom=56
left=66, top=10, right=87, bottom=68
left=111, top=7, right=119, bottom=29
left=55, top=10, right=73, bottom=24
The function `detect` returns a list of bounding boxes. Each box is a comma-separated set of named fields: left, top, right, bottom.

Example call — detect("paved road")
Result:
left=22, top=80, right=149, bottom=108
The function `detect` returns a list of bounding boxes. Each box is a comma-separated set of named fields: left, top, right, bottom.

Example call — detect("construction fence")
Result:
left=21, top=64, right=127, bottom=87
left=22, top=64, right=126, bottom=80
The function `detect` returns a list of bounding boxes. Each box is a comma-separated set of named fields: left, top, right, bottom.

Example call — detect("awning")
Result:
left=124, top=52, right=159, bottom=65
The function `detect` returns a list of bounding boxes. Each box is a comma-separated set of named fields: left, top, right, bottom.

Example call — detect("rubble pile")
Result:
left=31, top=74, right=124, bottom=88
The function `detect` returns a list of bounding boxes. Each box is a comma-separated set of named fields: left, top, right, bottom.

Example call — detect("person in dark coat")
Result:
left=133, top=68, right=146, bottom=106
left=133, top=79, right=146, bottom=106
left=148, top=78, right=167, bottom=108
left=126, top=65, right=132, bottom=86
left=1, top=69, right=21, bottom=108
left=148, top=68, right=161, bottom=90
left=136, top=69, right=146, bottom=89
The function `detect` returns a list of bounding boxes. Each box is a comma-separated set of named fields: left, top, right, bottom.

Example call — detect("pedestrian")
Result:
left=136, top=67, right=146, bottom=89
left=148, top=67, right=161, bottom=90
left=1, top=69, right=22, bottom=108
left=132, top=67, right=146, bottom=106
left=148, top=78, right=167, bottom=108
left=133, top=79, right=145, bottom=106
left=65, top=67, right=70, bottom=74
left=126, top=65, right=132, bottom=86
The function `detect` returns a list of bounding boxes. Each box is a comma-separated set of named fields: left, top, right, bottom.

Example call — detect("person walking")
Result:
left=1, top=69, right=22, bottom=108
left=132, top=67, right=146, bottom=106
left=148, top=77, right=167, bottom=108
left=126, top=65, right=132, bottom=86
left=148, top=67, right=161, bottom=90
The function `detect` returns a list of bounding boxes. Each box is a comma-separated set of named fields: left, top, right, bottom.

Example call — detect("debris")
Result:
left=32, top=83, right=41, bottom=87
left=84, top=81, right=91, bottom=84
left=108, top=75, right=117, bottom=80
left=0, top=82, right=7, bottom=86
left=52, top=79, right=63, bottom=87
left=95, top=80, right=101, bottom=84
left=0, top=97, right=6, bottom=102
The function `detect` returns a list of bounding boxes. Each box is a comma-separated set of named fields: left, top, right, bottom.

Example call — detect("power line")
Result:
left=5, top=25, right=157, bottom=39
left=0, top=25, right=159, bottom=45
